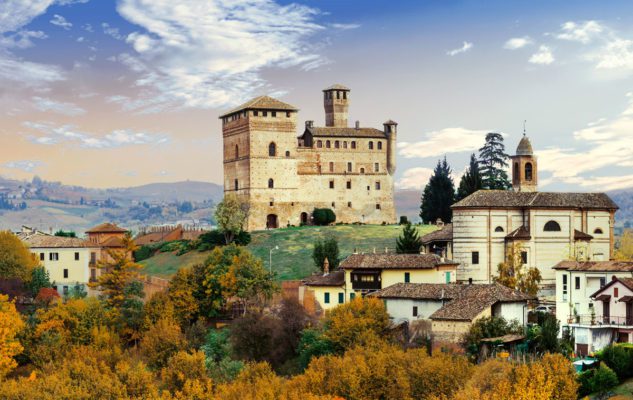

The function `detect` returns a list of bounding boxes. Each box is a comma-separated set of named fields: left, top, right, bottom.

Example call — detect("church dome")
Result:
left=516, top=135, right=533, bottom=156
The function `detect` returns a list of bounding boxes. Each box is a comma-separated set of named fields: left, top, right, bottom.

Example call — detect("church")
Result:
left=450, top=135, right=618, bottom=286
left=219, top=85, right=397, bottom=231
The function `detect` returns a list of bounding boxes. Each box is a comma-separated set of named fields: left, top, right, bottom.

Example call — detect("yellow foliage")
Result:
left=615, top=229, right=633, bottom=261
left=160, top=350, right=212, bottom=395
left=0, top=231, right=39, bottom=280
left=140, top=317, right=188, bottom=369
left=0, top=294, right=24, bottom=378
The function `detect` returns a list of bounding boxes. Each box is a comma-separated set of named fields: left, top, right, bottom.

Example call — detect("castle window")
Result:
left=351, top=141, right=356, bottom=149
left=271, top=111, right=276, bottom=117
left=377, top=141, right=382, bottom=150
left=376, top=204, right=381, bottom=210
left=544, top=220, right=561, bottom=232
left=329, top=162, right=334, bottom=172
left=234, top=179, right=238, bottom=190
left=269, top=142, right=276, bottom=157
left=347, top=162, right=352, bottom=172
left=270, top=200, right=274, bottom=206
left=336, top=91, right=340, bottom=99
left=235, top=144, right=239, bottom=158
left=243, top=111, right=247, bottom=117
left=329, top=180, right=334, bottom=189
left=285, top=150, right=290, bottom=157
left=286, top=111, right=291, bottom=117
left=268, top=178, right=274, bottom=189
left=335, top=140, right=340, bottom=149
left=525, top=162, right=533, bottom=181
left=374, top=163, right=379, bottom=172
left=495, top=226, right=504, bottom=232
left=317, top=140, right=323, bottom=148
left=367, top=185, right=370, bottom=191
left=348, top=201, right=352, bottom=208
left=360, top=168, right=365, bottom=174
left=343, top=141, right=348, bottom=149
left=263, top=111, right=268, bottom=117
left=375, top=181, right=381, bottom=190
left=369, top=141, right=374, bottom=150
left=594, top=228, right=603, bottom=234
left=513, top=162, right=519, bottom=181
left=346, top=181, right=352, bottom=189
left=331, top=202, right=335, bottom=208
left=326, top=140, right=331, bottom=148
left=253, top=110, right=259, bottom=116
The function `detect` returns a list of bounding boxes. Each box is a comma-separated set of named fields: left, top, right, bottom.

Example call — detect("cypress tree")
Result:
left=456, top=153, right=483, bottom=201
left=478, top=132, right=511, bottom=190
left=396, top=223, right=422, bottom=254
left=419, top=157, right=455, bottom=224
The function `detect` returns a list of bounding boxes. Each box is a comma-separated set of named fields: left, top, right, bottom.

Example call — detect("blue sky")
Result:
left=1, top=0, right=633, bottom=191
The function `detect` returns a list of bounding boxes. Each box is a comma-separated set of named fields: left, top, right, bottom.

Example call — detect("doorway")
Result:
left=266, top=214, right=279, bottom=229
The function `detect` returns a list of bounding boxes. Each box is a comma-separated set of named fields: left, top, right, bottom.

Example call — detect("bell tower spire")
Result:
left=510, top=126, right=538, bottom=192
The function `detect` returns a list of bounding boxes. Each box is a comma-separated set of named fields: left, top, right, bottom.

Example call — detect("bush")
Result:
left=399, top=216, right=409, bottom=225
left=591, top=363, right=619, bottom=396
left=197, top=230, right=251, bottom=251
left=598, top=343, right=633, bottom=380
left=312, top=208, right=336, bottom=226
left=133, top=245, right=155, bottom=262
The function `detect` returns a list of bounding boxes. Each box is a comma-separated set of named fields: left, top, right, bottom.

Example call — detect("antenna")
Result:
left=523, top=120, right=527, bottom=136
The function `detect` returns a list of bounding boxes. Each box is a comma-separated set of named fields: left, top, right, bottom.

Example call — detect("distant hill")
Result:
left=609, top=189, right=633, bottom=227
left=105, top=181, right=223, bottom=203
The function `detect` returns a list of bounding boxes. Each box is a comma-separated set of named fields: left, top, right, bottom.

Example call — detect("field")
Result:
left=139, top=224, right=438, bottom=280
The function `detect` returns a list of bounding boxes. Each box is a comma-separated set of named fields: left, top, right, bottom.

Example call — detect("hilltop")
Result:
left=140, top=224, right=439, bottom=280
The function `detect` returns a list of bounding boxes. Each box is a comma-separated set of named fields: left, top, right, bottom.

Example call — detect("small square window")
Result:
left=348, top=201, right=352, bottom=208
left=346, top=181, right=352, bottom=189
left=263, top=111, right=268, bottom=117
left=347, top=162, right=352, bottom=172
left=375, top=181, right=381, bottom=190
left=331, top=202, right=335, bottom=208
left=40, top=253, right=45, bottom=261
left=376, top=204, right=381, bottom=210
left=254, top=110, right=259, bottom=116
left=286, top=111, right=291, bottom=117
left=271, top=111, right=276, bottom=117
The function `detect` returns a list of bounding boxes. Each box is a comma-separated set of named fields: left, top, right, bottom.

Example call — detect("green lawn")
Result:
left=140, top=224, right=438, bottom=280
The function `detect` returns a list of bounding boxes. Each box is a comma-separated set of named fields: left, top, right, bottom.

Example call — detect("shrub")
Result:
left=312, top=208, right=336, bottom=226
left=399, top=216, right=409, bottom=225
left=197, top=230, right=251, bottom=251
left=598, top=343, right=633, bottom=380
left=591, top=363, right=619, bottom=396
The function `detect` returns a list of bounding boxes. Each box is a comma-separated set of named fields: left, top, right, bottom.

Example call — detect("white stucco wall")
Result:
left=30, top=247, right=95, bottom=295
left=494, top=302, right=527, bottom=325
left=382, top=298, right=444, bottom=323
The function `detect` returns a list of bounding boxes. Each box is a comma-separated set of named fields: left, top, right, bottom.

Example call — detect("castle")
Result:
left=219, top=85, right=397, bottom=231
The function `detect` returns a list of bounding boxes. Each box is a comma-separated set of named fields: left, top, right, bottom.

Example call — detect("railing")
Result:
left=567, top=314, right=633, bottom=326
left=351, top=280, right=382, bottom=290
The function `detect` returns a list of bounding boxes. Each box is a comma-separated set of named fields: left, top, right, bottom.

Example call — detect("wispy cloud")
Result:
left=32, top=96, right=85, bottom=116
left=3, top=160, right=43, bottom=173
left=330, top=23, right=360, bottom=30
left=528, top=45, right=554, bottom=65
left=50, top=14, right=72, bottom=30
left=102, top=22, right=123, bottom=40
left=0, top=30, right=47, bottom=49
left=23, top=121, right=170, bottom=149
left=0, top=57, right=65, bottom=86
left=396, top=167, right=434, bottom=190
left=504, top=36, right=532, bottom=50
left=446, top=41, right=473, bottom=56
left=556, top=21, right=603, bottom=44
left=398, top=127, right=489, bottom=159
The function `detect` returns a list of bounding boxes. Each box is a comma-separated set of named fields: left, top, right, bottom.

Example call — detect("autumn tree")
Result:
left=396, top=223, right=422, bottom=254
left=0, top=294, right=24, bottom=378
left=313, top=237, right=340, bottom=271
left=0, top=231, right=39, bottom=281
left=456, top=153, right=483, bottom=201
left=168, top=267, right=199, bottom=325
left=495, top=242, right=541, bottom=296
left=140, top=317, right=188, bottom=370
left=215, top=194, right=249, bottom=244
left=615, top=229, right=633, bottom=261
left=478, top=132, right=511, bottom=190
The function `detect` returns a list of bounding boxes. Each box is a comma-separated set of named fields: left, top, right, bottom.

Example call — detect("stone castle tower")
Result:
left=219, top=85, right=397, bottom=231
left=511, top=134, right=538, bottom=192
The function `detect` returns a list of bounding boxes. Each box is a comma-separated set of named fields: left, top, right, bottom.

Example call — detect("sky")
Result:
left=2, top=0, right=633, bottom=192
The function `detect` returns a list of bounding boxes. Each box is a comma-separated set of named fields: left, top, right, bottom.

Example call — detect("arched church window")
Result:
left=544, top=220, right=561, bottom=232
left=513, top=162, right=519, bottom=181
left=495, top=226, right=504, bottom=232
left=269, top=142, right=276, bottom=157
left=268, top=178, right=274, bottom=189
left=525, top=162, right=533, bottom=181
left=594, top=228, right=603, bottom=234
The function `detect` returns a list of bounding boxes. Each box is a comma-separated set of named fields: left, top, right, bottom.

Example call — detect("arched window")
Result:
left=513, top=162, right=519, bottom=181
left=544, top=220, right=561, bottom=232
left=285, top=150, right=290, bottom=157
left=326, top=140, right=331, bottom=148
left=335, top=140, right=340, bottom=148
left=360, top=167, right=365, bottom=174
left=377, top=141, right=382, bottom=150
left=235, top=144, right=239, bottom=158
left=343, top=141, right=348, bottom=149
left=594, top=228, right=604, bottom=234
left=317, top=140, right=323, bottom=148
left=268, top=178, right=274, bottom=189
left=269, top=142, right=276, bottom=157
left=368, top=141, right=374, bottom=150
left=525, top=162, right=533, bottom=181
left=351, top=141, right=356, bottom=149
left=495, top=226, right=504, bottom=232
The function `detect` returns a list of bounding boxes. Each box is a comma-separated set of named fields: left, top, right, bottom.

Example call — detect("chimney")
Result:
left=355, top=120, right=360, bottom=129
left=323, top=257, right=330, bottom=276
left=305, top=120, right=314, bottom=129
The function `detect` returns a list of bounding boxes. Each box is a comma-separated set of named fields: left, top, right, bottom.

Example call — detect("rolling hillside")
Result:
left=140, top=224, right=439, bottom=280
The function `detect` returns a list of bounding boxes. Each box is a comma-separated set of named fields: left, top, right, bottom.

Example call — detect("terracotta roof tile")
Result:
left=306, top=126, right=387, bottom=139
left=553, top=261, right=633, bottom=272
left=302, top=270, right=345, bottom=287
left=340, top=253, right=458, bottom=270
left=420, top=224, right=452, bottom=244
left=506, top=226, right=531, bottom=241
left=86, top=222, right=128, bottom=233
left=452, top=190, right=618, bottom=211
left=219, top=95, right=298, bottom=118
left=21, top=232, right=94, bottom=248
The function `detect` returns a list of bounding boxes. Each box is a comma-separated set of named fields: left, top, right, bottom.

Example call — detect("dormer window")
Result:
left=544, top=220, right=561, bottom=232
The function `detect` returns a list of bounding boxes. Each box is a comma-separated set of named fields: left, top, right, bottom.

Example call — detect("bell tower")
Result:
left=511, top=133, right=538, bottom=192
left=323, top=84, right=350, bottom=127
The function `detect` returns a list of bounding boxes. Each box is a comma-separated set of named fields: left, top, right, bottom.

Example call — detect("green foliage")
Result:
left=420, top=157, right=455, bottom=224
left=598, top=343, right=633, bottom=380
left=53, top=230, right=76, bottom=238
left=65, top=283, right=88, bottom=300
left=478, top=132, right=511, bottom=190
left=462, top=316, right=524, bottom=359
left=202, top=328, right=244, bottom=382
left=583, top=363, right=619, bottom=397
left=456, top=153, right=483, bottom=201
left=27, top=266, right=52, bottom=297
left=312, top=236, right=340, bottom=271
left=528, top=312, right=560, bottom=353
left=312, top=208, right=336, bottom=226
left=396, top=222, right=422, bottom=254
left=399, top=216, right=409, bottom=225
left=297, top=328, right=334, bottom=370
left=133, top=245, right=156, bottom=262
left=197, top=229, right=251, bottom=251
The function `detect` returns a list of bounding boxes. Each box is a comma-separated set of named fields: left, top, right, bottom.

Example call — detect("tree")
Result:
left=420, top=157, right=455, bottom=224
left=396, top=223, right=422, bottom=254
left=478, top=132, right=511, bottom=190
left=313, top=237, right=340, bottom=271
left=462, top=316, right=523, bottom=359
left=0, top=294, right=24, bottom=378
left=140, top=317, right=188, bottom=369
left=312, top=208, right=336, bottom=226
left=54, top=230, right=76, bottom=238
left=215, top=194, right=249, bottom=244
left=456, top=153, right=483, bottom=201
left=27, top=266, right=52, bottom=297
left=0, top=231, right=39, bottom=281
left=495, top=242, right=541, bottom=296
left=615, top=229, right=633, bottom=261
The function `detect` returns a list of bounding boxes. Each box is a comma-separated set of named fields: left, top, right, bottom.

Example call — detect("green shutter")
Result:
left=404, top=272, right=410, bottom=283
left=350, top=292, right=355, bottom=300
left=324, top=292, right=330, bottom=304
left=338, top=292, right=344, bottom=304
left=445, top=272, right=451, bottom=283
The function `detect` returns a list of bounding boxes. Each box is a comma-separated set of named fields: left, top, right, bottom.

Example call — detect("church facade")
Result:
left=451, top=135, right=618, bottom=285
left=219, top=85, right=397, bottom=231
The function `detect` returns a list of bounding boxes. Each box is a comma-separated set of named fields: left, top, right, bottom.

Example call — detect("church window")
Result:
left=269, top=142, right=276, bottom=157
left=525, top=162, right=533, bottom=181
left=351, top=141, right=357, bottom=149
left=335, top=140, right=340, bottom=148
left=271, top=111, right=276, bottom=117
left=329, top=162, right=334, bottom=172
left=346, top=181, right=352, bottom=189
left=375, top=181, right=381, bottom=190
left=495, top=226, right=504, bottom=232
left=369, top=141, right=374, bottom=150
left=377, top=141, right=382, bottom=150
left=513, top=162, right=519, bottom=181
left=268, top=178, right=274, bottom=189
left=234, top=179, right=238, bottom=190
left=544, top=220, right=561, bottom=232
left=326, top=140, right=331, bottom=148
left=594, top=228, right=603, bottom=234
left=471, top=251, right=479, bottom=265
left=329, top=180, right=334, bottom=189
left=347, top=162, right=352, bottom=172
left=317, top=140, right=323, bottom=148
left=235, top=144, right=239, bottom=158
left=375, top=162, right=379, bottom=172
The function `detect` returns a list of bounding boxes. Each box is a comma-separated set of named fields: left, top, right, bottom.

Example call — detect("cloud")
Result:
left=556, top=20, right=603, bottom=44
left=396, top=167, right=434, bottom=190
left=0, top=30, right=47, bottom=49
left=446, top=41, right=473, bottom=56
left=330, top=23, right=360, bottom=30
left=528, top=45, right=554, bottom=65
left=111, top=0, right=328, bottom=111
left=32, top=96, right=85, bottom=116
left=102, top=22, right=123, bottom=40
left=398, top=127, right=489, bottom=159
left=504, top=36, right=532, bottom=50
left=23, top=121, right=169, bottom=149
left=591, top=38, right=633, bottom=71
left=0, top=56, right=65, bottom=86
left=50, top=14, right=72, bottom=30
left=3, top=160, right=43, bottom=173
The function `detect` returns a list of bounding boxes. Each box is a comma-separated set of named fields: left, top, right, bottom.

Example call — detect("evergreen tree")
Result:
left=396, top=223, right=422, bottom=254
left=27, top=266, right=52, bottom=297
left=456, top=153, right=483, bottom=201
left=419, top=157, right=455, bottom=224
left=312, top=237, right=340, bottom=271
left=478, top=132, right=511, bottom=190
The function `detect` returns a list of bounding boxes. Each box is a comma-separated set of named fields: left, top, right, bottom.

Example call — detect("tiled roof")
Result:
left=420, top=224, right=452, bottom=244
left=371, top=282, right=535, bottom=321
left=86, top=222, right=128, bottom=233
left=219, top=95, right=298, bottom=118
left=553, top=261, right=633, bottom=272
left=323, top=84, right=350, bottom=91
left=452, top=190, right=618, bottom=211
left=340, top=253, right=458, bottom=270
left=21, top=232, right=94, bottom=248
left=101, top=236, right=125, bottom=248
left=306, top=126, right=387, bottom=139
left=302, top=270, right=345, bottom=287
left=383, top=119, right=398, bottom=125
left=574, top=229, right=594, bottom=241
left=621, top=278, right=633, bottom=291
left=516, top=135, right=534, bottom=156
left=506, top=226, right=531, bottom=241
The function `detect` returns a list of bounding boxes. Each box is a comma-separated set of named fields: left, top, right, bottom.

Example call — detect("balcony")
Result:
left=350, top=271, right=382, bottom=290
left=567, top=314, right=633, bottom=327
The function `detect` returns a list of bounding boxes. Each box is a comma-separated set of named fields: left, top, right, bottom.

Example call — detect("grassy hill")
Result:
left=139, top=224, right=438, bottom=280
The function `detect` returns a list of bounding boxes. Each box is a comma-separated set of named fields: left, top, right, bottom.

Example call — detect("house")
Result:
left=18, top=229, right=99, bottom=296
left=301, top=253, right=459, bottom=313
left=554, top=260, right=633, bottom=355
left=420, top=223, right=453, bottom=258
left=371, top=282, right=535, bottom=348
left=85, top=222, right=129, bottom=273
left=449, top=135, right=618, bottom=286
